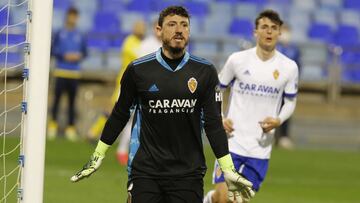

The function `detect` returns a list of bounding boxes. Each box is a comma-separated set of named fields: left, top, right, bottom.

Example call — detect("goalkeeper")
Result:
left=71, top=6, right=254, bottom=203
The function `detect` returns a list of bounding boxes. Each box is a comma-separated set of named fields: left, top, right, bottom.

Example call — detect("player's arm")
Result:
left=218, top=54, right=236, bottom=134
left=260, top=63, right=299, bottom=133
left=202, top=66, right=254, bottom=203
left=71, top=63, right=137, bottom=182
left=260, top=97, right=296, bottom=132
left=50, top=31, right=63, bottom=59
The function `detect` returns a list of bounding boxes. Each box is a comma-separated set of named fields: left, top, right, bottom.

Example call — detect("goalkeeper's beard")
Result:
left=162, top=38, right=188, bottom=56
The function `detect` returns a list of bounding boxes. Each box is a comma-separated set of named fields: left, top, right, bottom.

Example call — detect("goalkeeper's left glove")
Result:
left=218, top=154, right=255, bottom=203
left=70, top=140, right=109, bottom=182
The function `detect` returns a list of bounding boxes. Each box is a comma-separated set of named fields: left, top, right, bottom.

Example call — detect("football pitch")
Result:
left=40, top=139, right=360, bottom=203
left=2, top=138, right=359, bottom=202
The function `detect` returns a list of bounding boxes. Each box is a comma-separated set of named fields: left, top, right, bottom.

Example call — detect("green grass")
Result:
left=2, top=138, right=360, bottom=202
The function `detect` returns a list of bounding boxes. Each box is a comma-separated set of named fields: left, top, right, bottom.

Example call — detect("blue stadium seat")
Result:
left=81, top=53, right=104, bottom=70
left=0, top=8, right=9, bottom=27
left=53, top=0, right=71, bottom=11
left=262, top=3, right=286, bottom=19
left=293, top=0, right=317, bottom=12
left=0, top=34, right=25, bottom=45
left=234, top=3, right=258, bottom=20
left=0, top=52, right=23, bottom=66
left=319, top=0, right=342, bottom=11
left=9, top=3, right=27, bottom=25
left=184, top=1, right=209, bottom=17
left=109, top=32, right=128, bottom=50
left=339, top=9, right=360, bottom=28
left=215, top=0, right=238, bottom=4
left=299, top=44, right=328, bottom=81
left=341, top=50, right=357, bottom=65
left=98, top=0, right=125, bottom=13
left=127, top=0, right=155, bottom=13
left=93, top=12, right=120, bottom=34
left=343, top=0, right=360, bottom=10
left=153, top=0, right=184, bottom=12
left=52, top=9, right=65, bottom=32
left=203, top=14, right=231, bottom=37
left=223, top=43, right=241, bottom=56
left=308, top=23, right=333, bottom=43
left=86, top=35, right=110, bottom=51
left=191, top=41, right=217, bottom=56
left=338, top=46, right=360, bottom=82
left=118, top=12, right=144, bottom=33
left=238, top=0, right=267, bottom=7
left=342, top=66, right=360, bottom=83
left=189, top=17, right=203, bottom=37
left=288, top=8, right=311, bottom=30
left=106, top=51, right=121, bottom=71
left=77, top=12, right=94, bottom=32
left=74, top=0, right=98, bottom=14
left=333, top=25, right=359, bottom=46
left=209, top=2, right=233, bottom=17
left=229, top=18, right=253, bottom=40
left=313, top=8, right=337, bottom=29
left=268, top=0, right=292, bottom=5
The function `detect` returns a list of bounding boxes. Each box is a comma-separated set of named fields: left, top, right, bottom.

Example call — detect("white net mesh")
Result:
left=0, top=0, right=29, bottom=202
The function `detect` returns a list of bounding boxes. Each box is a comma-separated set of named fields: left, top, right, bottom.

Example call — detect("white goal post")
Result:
left=21, top=0, right=53, bottom=202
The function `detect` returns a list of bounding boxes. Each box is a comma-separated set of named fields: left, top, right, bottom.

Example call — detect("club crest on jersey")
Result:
left=273, top=69, right=280, bottom=80
left=188, top=77, right=197, bottom=93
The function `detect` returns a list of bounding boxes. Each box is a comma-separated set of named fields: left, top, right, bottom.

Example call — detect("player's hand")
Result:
left=70, top=152, right=104, bottom=182
left=64, top=52, right=82, bottom=62
left=223, top=169, right=254, bottom=203
left=222, top=118, right=234, bottom=134
left=259, top=117, right=281, bottom=133
left=218, top=154, right=254, bottom=203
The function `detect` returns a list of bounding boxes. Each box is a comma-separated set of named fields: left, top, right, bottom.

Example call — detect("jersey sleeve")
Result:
left=219, top=54, right=235, bottom=87
left=202, top=66, right=229, bottom=159
left=100, top=63, right=137, bottom=145
left=284, top=62, right=299, bottom=98
left=51, top=31, right=63, bottom=59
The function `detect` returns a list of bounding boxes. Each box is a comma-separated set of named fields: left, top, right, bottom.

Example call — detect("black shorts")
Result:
left=127, top=178, right=203, bottom=203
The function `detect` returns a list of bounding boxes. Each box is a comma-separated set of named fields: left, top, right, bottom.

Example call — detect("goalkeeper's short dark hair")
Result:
left=158, top=6, right=190, bottom=27
left=255, top=9, right=283, bottom=29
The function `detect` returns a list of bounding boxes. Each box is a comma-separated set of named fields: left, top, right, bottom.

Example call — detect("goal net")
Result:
left=0, top=0, right=53, bottom=202
left=0, top=0, right=29, bottom=202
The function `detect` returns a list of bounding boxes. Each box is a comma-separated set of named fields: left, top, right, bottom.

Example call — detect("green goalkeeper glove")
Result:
left=240, top=186, right=256, bottom=202
left=70, top=141, right=109, bottom=182
left=218, top=154, right=255, bottom=203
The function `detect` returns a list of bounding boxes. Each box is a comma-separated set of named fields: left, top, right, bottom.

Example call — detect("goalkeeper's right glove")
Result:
left=218, top=154, right=255, bottom=203
left=70, top=140, right=109, bottom=182
left=240, top=186, right=256, bottom=202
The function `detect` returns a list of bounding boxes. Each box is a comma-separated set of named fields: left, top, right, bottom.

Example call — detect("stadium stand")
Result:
left=1, top=0, right=360, bottom=91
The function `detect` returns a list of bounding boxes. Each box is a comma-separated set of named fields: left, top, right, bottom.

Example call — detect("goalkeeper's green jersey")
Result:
left=100, top=48, right=229, bottom=179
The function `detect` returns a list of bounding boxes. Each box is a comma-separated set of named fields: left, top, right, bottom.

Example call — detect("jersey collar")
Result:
left=156, top=48, right=189, bottom=72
